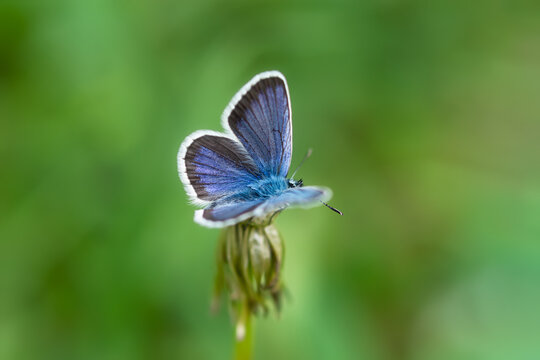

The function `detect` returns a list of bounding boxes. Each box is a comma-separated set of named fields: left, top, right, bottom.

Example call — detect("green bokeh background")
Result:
left=2, top=1, right=540, bottom=359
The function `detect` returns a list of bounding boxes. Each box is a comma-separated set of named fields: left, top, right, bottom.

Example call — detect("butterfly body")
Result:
left=246, top=175, right=289, bottom=197
left=178, top=71, right=333, bottom=228
left=212, top=174, right=304, bottom=207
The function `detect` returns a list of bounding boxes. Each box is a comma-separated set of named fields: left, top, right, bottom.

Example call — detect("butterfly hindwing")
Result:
left=195, top=199, right=266, bottom=227
left=194, top=186, right=331, bottom=227
left=223, top=71, right=292, bottom=178
left=178, top=131, right=261, bottom=205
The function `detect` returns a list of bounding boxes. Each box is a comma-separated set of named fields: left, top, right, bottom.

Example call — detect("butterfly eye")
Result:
left=287, top=179, right=303, bottom=188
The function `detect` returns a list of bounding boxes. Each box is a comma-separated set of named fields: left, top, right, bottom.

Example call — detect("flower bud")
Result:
left=212, top=216, right=285, bottom=340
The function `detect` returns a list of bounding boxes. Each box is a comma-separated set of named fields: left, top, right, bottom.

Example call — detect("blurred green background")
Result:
left=2, top=0, right=540, bottom=359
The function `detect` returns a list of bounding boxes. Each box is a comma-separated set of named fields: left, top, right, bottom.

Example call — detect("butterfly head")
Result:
left=288, top=178, right=303, bottom=188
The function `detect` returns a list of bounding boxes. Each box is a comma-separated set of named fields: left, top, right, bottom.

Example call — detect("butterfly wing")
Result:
left=178, top=130, right=261, bottom=206
left=194, top=198, right=266, bottom=228
left=195, top=186, right=331, bottom=228
left=222, top=71, right=292, bottom=177
left=262, top=186, right=332, bottom=211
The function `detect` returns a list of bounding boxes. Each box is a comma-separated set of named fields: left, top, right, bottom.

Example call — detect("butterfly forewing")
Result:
left=180, top=132, right=261, bottom=204
left=225, top=73, right=292, bottom=177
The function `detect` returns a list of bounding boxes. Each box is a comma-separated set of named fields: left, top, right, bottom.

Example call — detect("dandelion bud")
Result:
left=212, top=216, right=285, bottom=339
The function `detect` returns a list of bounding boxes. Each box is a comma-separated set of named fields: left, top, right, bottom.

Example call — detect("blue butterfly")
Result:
left=177, top=71, right=339, bottom=228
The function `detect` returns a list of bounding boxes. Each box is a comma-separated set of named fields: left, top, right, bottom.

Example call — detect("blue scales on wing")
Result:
left=198, top=199, right=265, bottom=224
left=198, top=186, right=331, bottom=227
left=183, top=134, right=261, bottom=203
left=253, top=186, right=331, bottom=218
left=261, top=186, right=330, bottom=210
left=226, top=74, right=292, bottom=177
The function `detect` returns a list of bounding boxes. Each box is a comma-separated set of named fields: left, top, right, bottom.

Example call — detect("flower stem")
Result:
left=234, top=303, right=253, bottom=360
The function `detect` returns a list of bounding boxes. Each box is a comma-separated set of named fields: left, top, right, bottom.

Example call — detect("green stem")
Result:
left=234, top=303, right=253, bottom=360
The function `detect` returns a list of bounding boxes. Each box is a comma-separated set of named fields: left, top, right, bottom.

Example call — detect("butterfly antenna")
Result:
left=321, top=201, right=343, bottom=215
left=290, top=148, right=312, bottom=179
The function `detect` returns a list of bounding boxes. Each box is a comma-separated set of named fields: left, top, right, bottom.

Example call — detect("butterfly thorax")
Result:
left=247, top=175, right=289, bottom=198
left=213, top=176, right=288, bottom=206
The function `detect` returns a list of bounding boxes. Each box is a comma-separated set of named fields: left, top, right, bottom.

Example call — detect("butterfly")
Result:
left=177, top=71, right=340, bottom=228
